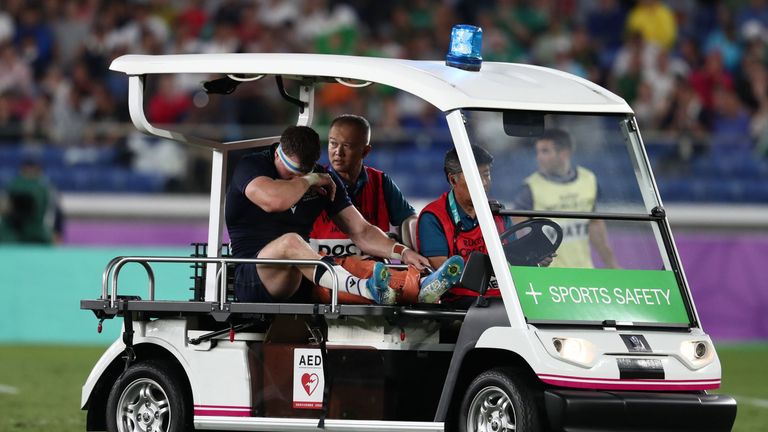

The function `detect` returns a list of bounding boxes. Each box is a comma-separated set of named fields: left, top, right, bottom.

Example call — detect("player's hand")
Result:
left=537, top=254, right=555, bottom=267
left=304, top=173, right=336, bottom=201
left=402, top=248, right=429, bottom=271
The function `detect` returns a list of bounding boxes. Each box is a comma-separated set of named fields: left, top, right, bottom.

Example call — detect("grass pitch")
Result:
left=0, top=343, right=766, bottom=432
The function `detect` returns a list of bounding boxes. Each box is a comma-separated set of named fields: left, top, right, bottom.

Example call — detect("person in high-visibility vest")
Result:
left=513, top=129, right=619, bottom=269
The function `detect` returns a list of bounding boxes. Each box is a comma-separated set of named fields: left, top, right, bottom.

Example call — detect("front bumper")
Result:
left=545, top=389, right=737, bottom=432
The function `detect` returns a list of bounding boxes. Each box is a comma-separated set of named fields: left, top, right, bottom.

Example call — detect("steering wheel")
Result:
left=499, top=219, right=563, bottom=266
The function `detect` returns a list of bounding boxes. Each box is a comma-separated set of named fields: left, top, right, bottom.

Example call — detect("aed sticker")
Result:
left=293, top=348, right=324, bottom=409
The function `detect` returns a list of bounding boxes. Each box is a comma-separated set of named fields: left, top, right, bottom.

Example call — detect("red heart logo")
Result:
left=301, top=372, right=319, bottom=396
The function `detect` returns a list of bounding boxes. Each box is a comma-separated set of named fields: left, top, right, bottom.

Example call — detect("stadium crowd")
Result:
left=0, top=0, right=767, bottom=193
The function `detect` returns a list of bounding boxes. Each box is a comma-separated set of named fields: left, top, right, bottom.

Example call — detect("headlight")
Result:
left=680, top=340, right=714, bottom=369
left=552, top=337, right=597, bottom=367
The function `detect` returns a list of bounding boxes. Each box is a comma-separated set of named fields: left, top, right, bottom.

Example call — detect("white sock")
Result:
left=318, top=266, right=374, bottom=300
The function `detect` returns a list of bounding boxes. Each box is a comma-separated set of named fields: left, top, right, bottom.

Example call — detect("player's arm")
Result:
left=332, top=206, right=428, bottom=270
left=245, top=173, right=335, bottom=213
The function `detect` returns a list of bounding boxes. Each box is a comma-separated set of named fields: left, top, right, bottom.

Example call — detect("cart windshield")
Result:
left=461, top=110, right=691, bottom=326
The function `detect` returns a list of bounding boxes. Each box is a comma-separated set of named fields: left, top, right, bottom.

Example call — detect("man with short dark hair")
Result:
left=310, top=114, right=416, bottom=257
left=417, top=145, right=501, bottom=302
left=418, top=145, right=554, bottom=306
left=226, top=125, right=454, bottom=305
left=513, top=128, right=618, bottom=268
left=309, top=115, right=463, bottom=304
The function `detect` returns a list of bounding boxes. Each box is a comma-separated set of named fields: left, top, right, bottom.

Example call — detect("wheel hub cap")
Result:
left=117, top=378, right=171, bottom=432
left=467, top=386, right=516, bottom=432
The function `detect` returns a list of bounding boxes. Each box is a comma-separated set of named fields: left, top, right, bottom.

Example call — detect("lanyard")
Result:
left=447, top=190, right=463, bottom=228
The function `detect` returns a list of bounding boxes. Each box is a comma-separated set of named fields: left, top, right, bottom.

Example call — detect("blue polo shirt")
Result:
left=328, top=165, right=416, bottom=226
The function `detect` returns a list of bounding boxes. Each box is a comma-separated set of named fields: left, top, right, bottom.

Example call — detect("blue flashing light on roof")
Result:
left=446, top=24, right=483, bottom=72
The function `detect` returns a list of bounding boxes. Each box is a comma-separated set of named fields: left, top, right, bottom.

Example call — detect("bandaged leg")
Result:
left=312, top=256, right=392, bottom=304
left=332, top=256, right=421, bottom=305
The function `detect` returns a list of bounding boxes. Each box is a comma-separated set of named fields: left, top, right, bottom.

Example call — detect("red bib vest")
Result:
left=310, top=166, right=390, bottom=256
left=418, top=192, right=505, bottom=298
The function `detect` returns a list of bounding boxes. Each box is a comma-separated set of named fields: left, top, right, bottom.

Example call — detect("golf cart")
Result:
left=80, top=26, right=737, bottom=432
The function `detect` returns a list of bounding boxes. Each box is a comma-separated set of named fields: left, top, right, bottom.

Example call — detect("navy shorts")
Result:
left=233, top=261, right=275, bottom=303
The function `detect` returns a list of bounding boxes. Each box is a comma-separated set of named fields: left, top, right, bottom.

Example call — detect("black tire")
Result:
left=459, top=368, right=542, bottom=432
left=106, top=360, right=192, bottom=432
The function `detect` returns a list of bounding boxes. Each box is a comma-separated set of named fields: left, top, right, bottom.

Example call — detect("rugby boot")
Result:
left=418, top=255, right=464, bottom=303
left=366, top=262, right=396, bottom=305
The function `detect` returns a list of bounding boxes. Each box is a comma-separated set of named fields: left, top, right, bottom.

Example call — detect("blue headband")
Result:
left=277, top=144, right=308, bottom=175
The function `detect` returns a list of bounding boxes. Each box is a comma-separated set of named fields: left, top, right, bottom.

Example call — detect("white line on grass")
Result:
left=0, top=384, right=18, bottom=394
left=734, top=395, right=768, bottom=408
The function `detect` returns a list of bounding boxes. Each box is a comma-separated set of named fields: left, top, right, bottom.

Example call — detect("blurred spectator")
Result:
left=495, top=0, right=549, bottom=62
left=570, top=24, right=601, bottom=83
left=22, top=93, right=53, bottom=143
left=533, top=15, right=571, bottom=66
left=632, top=81, right=657, bottom=128
left=14, top=6, right=54, bottom=78
left=612, top=32, right=659, bottom=82
left=704, top=6, right=743, bottom=72
left=52, top=0, right=93, bottom=71
left=298, top=0, right=358, bottom=47
left=200, top=21, right=240, bottom=53
left=0, top=9, right=14, bottom=45
left=0, top=158, right=63, bottom=244
left=147, top=75, right=191, bottom=124
left=0, top=93, right=23, bottom=141
left=710, top=86, right=752, bottom=154
left=0, top=0, right=764, bottom=202
left=657, top=76, right=707, bottom=160
left=611, top=37, right=645, bottom=104
left=689, top=50, right=734, bottom=125
left=259, top=0, right=299, bottom=29
left=585, top=0, right=626, bottom=70
left=176, top=0, right=208, bottom=38
left=626, top=0, right=677, bottom=50
left=643, top=49, right=689, bottom=116
left=0, top=42, right=34, bottom=98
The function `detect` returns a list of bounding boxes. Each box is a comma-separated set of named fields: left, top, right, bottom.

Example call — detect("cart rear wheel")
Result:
left=106, top=360, right=191, bottom=432
left=459, top=368, right=541, bottom=432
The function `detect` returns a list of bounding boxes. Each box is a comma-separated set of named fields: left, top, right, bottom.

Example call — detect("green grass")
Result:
left=715, top=343, right=768, bottom=432
left=0, top=345, right=105, bottom=432
left=0, top=344, right=766, bottom=431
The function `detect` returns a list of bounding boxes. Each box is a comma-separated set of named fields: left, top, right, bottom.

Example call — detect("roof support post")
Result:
left=205, top=149, right=227, bottom=303
left=296, top=83, right=315, bottom=127
left=445, top=110, right=527, bottom=329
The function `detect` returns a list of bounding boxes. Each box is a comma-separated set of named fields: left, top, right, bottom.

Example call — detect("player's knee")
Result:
left=277, top=233, right=308, bottom=250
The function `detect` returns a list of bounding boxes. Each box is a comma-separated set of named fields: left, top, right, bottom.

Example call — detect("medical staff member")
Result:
left=417, top=145, right=522, bottom=305
left=310, top=114, right=415, bottom=257
left=513, top=128, right=619, bottom=268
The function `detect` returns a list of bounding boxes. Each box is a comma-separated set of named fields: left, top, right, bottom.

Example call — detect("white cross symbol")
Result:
left=525, top=283, right=542, bottom=305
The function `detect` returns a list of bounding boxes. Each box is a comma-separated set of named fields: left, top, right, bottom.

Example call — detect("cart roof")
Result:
left=110, top=53, right=632, bottom=114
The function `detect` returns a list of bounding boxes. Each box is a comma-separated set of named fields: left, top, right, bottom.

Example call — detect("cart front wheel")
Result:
left=459, top=368, right=541, bottom=432
left=106, top=360, right=191, bottom=432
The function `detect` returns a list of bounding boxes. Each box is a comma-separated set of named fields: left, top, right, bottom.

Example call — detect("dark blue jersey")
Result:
left=225, top=145, right=352, bottom=258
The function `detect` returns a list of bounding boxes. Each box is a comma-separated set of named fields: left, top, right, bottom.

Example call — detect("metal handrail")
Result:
left=101, top=256, right=339, bottom=313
